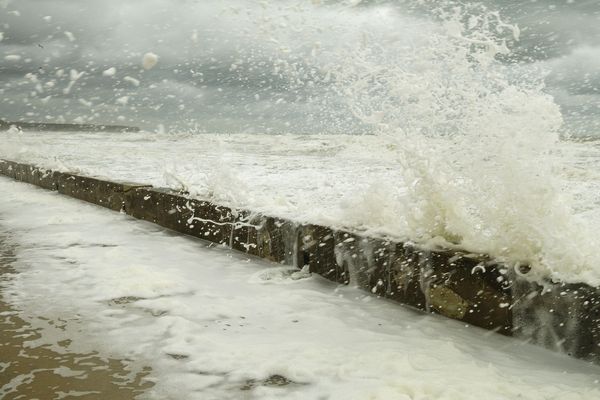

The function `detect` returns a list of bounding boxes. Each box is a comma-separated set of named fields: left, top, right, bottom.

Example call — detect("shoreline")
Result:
left=0, top=236, right=152, bottom=398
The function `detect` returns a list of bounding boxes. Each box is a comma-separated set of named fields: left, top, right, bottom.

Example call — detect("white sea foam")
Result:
left=102, top=67, right=116, bottom=77
left=1, top=178, right=600, bottom=399
left=142, top=52, right=158, bottom=70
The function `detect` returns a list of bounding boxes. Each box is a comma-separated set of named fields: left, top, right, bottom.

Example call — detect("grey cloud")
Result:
left=0, top=0, right=599, bottom=135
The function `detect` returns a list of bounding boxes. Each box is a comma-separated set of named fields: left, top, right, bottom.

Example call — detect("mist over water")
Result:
left=2, top=0, right=600, bottom=284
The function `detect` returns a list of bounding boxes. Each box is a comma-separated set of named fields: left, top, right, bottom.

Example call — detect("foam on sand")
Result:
left=1, top=177, right=600, bottom=399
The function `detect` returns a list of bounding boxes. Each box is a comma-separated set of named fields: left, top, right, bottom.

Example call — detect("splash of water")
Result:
left=234, top=1, right=600, bottom=285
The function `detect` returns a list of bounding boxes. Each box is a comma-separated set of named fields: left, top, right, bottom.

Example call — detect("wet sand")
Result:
left=0, top=239, right=153, bottom=400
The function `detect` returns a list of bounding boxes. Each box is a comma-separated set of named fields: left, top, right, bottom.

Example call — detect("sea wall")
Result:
left=0, top=119, right=139, bottom=133
left=2, top=159, right=599, bottom=363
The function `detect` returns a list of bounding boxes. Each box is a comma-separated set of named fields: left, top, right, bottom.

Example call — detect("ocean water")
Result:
left=1, top=1, right=600, bottom=285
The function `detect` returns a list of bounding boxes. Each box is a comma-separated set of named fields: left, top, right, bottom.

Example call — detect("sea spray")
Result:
left=233, top=0, right=600, bottom=285
left=340, top=3, right=600, bottom=284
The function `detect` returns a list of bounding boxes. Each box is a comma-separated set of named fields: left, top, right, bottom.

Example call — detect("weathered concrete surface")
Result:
left=126, top=187, right=234, bottom=246
left=329, top=233, right=512, bottom=334
left=511, top=276, right=600, bottom=362
left=1, top=159, right=599, bottom=364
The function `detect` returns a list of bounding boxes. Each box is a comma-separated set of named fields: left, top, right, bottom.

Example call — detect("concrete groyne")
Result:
left=1, top=159, right=599, bottom=364
left=0, top=119, right=140, bottom=133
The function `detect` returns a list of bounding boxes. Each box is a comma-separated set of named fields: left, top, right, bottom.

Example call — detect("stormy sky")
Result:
left=1, top=0, right=599, bottom=136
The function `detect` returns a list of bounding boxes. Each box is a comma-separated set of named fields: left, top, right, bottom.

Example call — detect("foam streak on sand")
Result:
left=1, top=177, right=600, bottom=399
